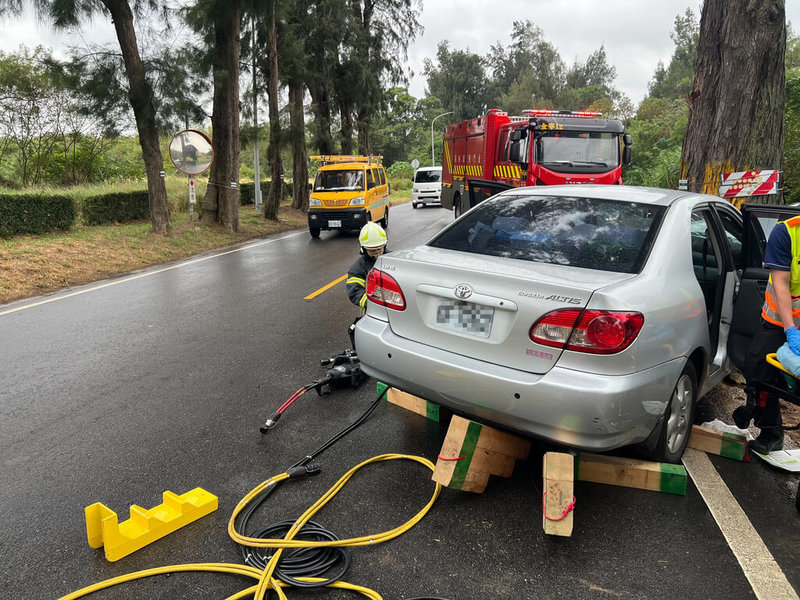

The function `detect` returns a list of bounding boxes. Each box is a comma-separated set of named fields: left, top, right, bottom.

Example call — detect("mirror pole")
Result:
left=252, top=15, right=262, bottom=212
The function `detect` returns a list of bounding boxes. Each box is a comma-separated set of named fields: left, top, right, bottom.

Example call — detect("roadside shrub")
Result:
left=240, top=180, right=292, bottom=205
left=0, top=193, right=75, bottom=237
left=389, top=177, right=412, bottom=192
left=82, top=190, right=149, bottom=225
left=386, top=161, right=414, bottom=180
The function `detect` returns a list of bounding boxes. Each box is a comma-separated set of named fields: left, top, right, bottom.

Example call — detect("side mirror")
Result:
left=623, top=133, right=633, bottom=146
left=622, top=145, right=632, bottom=166
left=509, top=141, right=521, bottom=163
left=307, top=182, right=313, bottom=192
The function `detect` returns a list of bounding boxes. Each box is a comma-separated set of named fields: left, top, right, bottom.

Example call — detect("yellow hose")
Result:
left=59, top=453, right=440, bottom=600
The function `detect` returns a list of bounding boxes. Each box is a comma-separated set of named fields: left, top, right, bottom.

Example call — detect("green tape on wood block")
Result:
left=720, top=432, right=747, bottom=461
left=449, top=421, right=482, bottom=490
left=659, top=463, right=687, bottom=495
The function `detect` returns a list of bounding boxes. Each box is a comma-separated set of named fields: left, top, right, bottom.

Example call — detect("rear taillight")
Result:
left=529, top=309, right=643, bottom=354
left=366, top=269, right=406, bottom=310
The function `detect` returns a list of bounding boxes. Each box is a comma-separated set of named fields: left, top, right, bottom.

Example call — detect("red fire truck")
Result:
left=441, top=108, right=632, bottom=216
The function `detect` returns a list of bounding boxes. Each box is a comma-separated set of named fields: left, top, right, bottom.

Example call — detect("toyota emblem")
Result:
left=454, top=283, right=473, bottom=299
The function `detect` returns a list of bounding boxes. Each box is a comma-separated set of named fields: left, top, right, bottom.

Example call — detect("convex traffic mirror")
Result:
left=169, top=129, right=213, bottom=175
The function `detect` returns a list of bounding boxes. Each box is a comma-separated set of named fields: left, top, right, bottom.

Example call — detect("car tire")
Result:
left=454, top=198, right=462, bottom=219
left=651, top=361, right=697, bottom=464
left=380, top=207, right=389, bottom=228
left=412, top=202, right=418, bottom=209
left=309, top=227, right=320, bottom=239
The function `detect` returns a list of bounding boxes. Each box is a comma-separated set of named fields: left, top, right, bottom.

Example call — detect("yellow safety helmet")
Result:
left=359, top=222, right=387, bottom=250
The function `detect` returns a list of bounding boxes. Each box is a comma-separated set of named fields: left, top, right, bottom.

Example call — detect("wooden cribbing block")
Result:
left=432, top=415, right=531, bottom=493
left=542, top=452, right=574, bottom=537
left=576, top=453, right=687, bottom=495
left=687, top=425, right=747, bottom=460
left=376, top=382, right=447, bottom=422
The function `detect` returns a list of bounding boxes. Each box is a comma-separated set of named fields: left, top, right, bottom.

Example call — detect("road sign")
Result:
left=189, top=178, right=196, bottom=204
left=719, top=170, right=780, bottom=199
left=411, top=159, right=420, bottom=169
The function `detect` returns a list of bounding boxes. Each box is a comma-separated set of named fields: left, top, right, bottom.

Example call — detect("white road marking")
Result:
left=0, top=231, right=306, bottom=317
left=682, top=448, right=799, bottom=600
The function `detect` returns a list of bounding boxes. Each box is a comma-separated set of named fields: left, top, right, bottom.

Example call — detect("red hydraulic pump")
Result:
left=440, top=108, right=633, bottom=217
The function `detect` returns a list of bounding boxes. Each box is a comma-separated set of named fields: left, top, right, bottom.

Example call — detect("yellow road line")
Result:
left=426, top=217, right=449, bottom=230
left=682, top=449, right=799, bottom=600
left=305, top=274, right=347, bottom=300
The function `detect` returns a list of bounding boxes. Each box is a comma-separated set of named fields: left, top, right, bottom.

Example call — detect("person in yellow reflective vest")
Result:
left=736, top=217, right=800, bottom=453
left=346, top=222, right=388, bottom=348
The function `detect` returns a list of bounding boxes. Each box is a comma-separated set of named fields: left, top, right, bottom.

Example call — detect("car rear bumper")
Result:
left=355, top=315, right=685, bottom=452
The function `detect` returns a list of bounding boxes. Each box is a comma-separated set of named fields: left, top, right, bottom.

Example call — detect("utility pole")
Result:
left=431, top=111, right=453, bottom=167
left=252, top=15, right=262, bottom=212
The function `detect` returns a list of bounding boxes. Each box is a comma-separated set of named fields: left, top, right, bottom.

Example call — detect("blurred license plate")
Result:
left=329, top=220, right=342, bottom=228
left=436, top=300, right=493, bottom=337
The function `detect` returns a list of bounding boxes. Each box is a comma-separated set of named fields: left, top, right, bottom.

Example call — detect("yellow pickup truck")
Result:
left=308, top=155, right=390, bottom=239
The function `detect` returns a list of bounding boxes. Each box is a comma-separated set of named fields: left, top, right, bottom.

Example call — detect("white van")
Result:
left=411, top=166, right=442, bottom=208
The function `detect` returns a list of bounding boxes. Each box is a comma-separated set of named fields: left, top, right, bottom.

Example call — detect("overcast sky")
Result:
left=1, top=1, right=798, bottom=107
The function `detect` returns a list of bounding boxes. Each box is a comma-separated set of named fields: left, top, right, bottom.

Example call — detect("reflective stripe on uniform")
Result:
left=359, top=293, right=367, bottom=308
left=762, top=215, right=800, bottom=326
left=347, top=276, right=366, bottom=286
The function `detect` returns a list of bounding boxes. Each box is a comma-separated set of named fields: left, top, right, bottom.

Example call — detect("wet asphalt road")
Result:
left=1, top=202, right=799, bottom=600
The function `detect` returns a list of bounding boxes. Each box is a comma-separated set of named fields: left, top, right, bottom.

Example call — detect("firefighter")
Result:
left=346, top=222, right=387, bottom=348
left=735, top=217, right=800, bottom=453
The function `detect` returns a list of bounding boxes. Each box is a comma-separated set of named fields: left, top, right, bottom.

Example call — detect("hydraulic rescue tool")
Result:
left=259, top=349, right=366, bottom=433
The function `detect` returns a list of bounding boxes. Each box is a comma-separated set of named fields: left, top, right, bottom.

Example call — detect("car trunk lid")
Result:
left=376, top=246, right=633, bottom=375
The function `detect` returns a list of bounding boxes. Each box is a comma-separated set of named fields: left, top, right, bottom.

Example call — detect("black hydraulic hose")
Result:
left=235, top=385, right=389, bottom=584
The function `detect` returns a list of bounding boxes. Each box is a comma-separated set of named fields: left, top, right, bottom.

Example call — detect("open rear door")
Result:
left=728, top=204, right=800, bottom=370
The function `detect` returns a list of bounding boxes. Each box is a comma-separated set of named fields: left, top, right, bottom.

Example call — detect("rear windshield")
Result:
left=415, top=169, right=441, bottom=183
left=429, top=194, right=664, bottom=273
left=313, top=169, right=364, bottom=192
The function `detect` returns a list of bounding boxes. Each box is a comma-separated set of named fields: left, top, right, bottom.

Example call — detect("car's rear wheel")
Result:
left=651, top=362, right=697, bottom=463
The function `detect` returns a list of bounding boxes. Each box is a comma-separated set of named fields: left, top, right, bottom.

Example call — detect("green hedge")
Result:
left=82, top=190, right=149, bottom=225
left=0, top=193, right=75, bottom=237
left=240, top=180, right=293, bottom=205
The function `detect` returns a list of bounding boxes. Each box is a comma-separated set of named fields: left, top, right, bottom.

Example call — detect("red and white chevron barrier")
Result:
left=719, top=170, right=780, bottom=198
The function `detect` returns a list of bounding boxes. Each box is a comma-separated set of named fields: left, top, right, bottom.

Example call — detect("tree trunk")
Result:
left=201, top=0, right=241, bottom=231
left=289, top=80, right=309, bottom=212
left=357, top=106, right=371, bottom=155
left=264, top=1, right=283, bottom=221
left=340, top=99, right=354, bottom=155
left=680, top=0, right=785, bottom=203
left=102, top=0, right=171, bottom=234
left=308, top=82, right=335, bottom=154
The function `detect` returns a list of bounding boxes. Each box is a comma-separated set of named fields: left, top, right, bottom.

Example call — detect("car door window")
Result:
left=715, top=208, right=744, bottom=273
left=378, top=168, right=386, bottom=186
left=366, top=169, right=376, bottom=190
left=690, top=210, right=723, bottom=321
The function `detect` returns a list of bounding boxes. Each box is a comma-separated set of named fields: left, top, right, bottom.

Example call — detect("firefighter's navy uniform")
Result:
left=346, top=222, right=388, bottom=349
left=739, top=217, right=800, bottom=453
left=347, top=253, right=378, bottom=310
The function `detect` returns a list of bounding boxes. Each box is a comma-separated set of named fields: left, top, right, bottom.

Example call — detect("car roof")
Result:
left=498, top=184, right=712, bottom=208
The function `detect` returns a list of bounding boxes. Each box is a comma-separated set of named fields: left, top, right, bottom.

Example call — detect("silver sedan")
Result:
left=355, top=185, right=798, bottom=462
